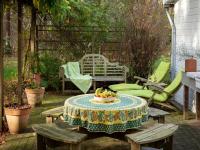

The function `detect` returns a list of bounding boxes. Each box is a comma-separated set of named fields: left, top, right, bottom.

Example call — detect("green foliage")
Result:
left=4, top=80, right=18, bottom=104
left=39, top=53, right=61, bottom=91
left=33, top=0, right=91, bottom=25
left=4, top=59, right=17, bottom=81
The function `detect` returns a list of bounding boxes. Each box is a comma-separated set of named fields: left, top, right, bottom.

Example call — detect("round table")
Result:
left=63, top=94, right=148, bottom=134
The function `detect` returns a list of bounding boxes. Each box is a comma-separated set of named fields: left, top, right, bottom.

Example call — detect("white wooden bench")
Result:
left=126, top=123, right=178, bottom=150
left=59, top=54, right=129, bottom=93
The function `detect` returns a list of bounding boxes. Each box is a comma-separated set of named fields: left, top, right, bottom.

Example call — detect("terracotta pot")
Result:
left=25, top=88, right=44, bottom=107
left=33, top=73, right=41, bottom=87
left=185, top=58, right=197, bottom=72
left=40, top=87, right=45, bottom=99
left=4, top=106, right=31, bottom=134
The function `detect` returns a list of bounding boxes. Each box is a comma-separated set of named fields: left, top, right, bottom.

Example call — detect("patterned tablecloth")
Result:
left=63, top=94, right=148, bottom=134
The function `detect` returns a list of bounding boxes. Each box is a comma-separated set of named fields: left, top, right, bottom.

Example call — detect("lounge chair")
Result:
left=109, top=61, right=170, bottom=91
left=118, top=71, right=182, bottom=110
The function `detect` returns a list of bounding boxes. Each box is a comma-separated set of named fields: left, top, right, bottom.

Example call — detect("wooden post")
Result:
left=36, top=134, right=46, bottom=150
left=129, top=140, right=141, bottom=150
left=17, top=0, right=23, bottom=104
left=196, top=92, right=200, bottom=120
left=6, top=6, right=11, bottom=39
left=164, top=136, right=173, bottom=150
left=46, top=116, right=53, bottom=124
left=157, top=116, right=165, bottom=123
left=30, top=6, right=36, bottom=53
left=70, top=144, right=81, bottom=150
left=0, top=0, right=4, bottom=132
left=183, top=85, right=189, bottom=120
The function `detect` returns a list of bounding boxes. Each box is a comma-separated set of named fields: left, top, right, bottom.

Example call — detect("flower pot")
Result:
left=25, top=88, right=44, bottom=107
left=185, top=58, right=197, bottom=72
left=4, top=106, right=31, bottom=134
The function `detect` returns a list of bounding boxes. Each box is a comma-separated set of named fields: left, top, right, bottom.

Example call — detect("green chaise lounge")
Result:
left=109, top=61, right=170, bottom=91
left=118, top=71, right=182, bottom=109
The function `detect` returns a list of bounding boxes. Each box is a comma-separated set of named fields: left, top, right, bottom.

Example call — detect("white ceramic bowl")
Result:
left=94, top=96, right=116, bottom=103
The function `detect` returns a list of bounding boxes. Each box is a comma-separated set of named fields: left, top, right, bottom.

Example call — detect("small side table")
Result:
left=182, top=72, right=200, bottom=120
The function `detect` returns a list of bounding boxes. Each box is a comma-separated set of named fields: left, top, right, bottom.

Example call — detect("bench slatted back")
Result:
left=79, top=54, right=128, bottom=78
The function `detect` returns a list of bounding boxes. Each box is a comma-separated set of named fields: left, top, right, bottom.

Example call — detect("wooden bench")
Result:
left=32, top=123, right=87, bottom=150
left=42, top=106, right=169, bottom=124
left=42, top=106, right=64, bottom=123
left=126, top=123, right=178, bottom=150
left=59, top=54, right=129, bottom=93
left=149, top=107, right=170, bottom=123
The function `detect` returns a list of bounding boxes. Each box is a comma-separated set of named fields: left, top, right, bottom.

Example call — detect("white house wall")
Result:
left=174, top=0, right=200, bottom=111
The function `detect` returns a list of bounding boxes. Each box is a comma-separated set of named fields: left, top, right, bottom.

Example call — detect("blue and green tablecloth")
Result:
left=64, top=94, right=148, bottom=134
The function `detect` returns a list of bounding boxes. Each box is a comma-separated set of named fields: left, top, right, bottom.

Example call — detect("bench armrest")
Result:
left=59, top=67, right=64, bottom=79
left=144, top=82, right=170, bottom=95
left=134, top=76, right=148, bottom=82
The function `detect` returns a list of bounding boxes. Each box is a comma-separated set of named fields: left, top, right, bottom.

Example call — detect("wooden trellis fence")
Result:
left=35, top=25, right=131, bottom=64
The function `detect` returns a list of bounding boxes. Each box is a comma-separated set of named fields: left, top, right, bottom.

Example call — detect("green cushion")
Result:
left=148, top=61, right=170, bottom=82
left=109, top=61, right=170, bottom=92
left=164, top=71, right=182, bottom=94
left=109, top=83, right=143, bottom=91
left=118, top=90, right=168, bottom=102
left=118, top=71, right=182, bottom=102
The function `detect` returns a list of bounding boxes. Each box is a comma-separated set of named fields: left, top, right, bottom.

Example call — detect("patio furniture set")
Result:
left=33, top=54, right=181, bottom=150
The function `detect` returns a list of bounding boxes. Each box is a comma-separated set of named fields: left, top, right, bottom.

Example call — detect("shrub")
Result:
left=124, top=0, right=170, bottom=80
left=4, top=80, right=18, bottom=104
left=39, top=53, right=62, bottom=91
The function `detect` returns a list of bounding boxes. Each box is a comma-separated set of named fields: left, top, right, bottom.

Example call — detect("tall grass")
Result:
left=4, top=58, right=17, bottom=81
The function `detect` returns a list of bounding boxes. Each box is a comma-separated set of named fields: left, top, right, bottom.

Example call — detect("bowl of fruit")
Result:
left=94, top=88, right=117, bottom=103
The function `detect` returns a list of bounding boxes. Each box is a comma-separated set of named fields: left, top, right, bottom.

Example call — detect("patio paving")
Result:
left=0, top=94, right=200, bottom=150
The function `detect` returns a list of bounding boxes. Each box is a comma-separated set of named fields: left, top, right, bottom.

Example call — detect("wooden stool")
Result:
left=32, top=123, right=87, bottom=150
left=149, top=107, right=170, bottom=123
left=126, top=123, right=178, bottom=150
left=42, top=106, right=64, bottom=123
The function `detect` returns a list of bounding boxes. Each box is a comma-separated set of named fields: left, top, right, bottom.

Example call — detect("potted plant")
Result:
left=24, top=77, right=45, bottom=107
left=4, top=80, right=31, bottom=134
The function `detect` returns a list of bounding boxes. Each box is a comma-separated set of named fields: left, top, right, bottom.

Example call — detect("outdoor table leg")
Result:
left=196, top=92, right=200, bottom=120
left=183, top=85, right=189, bottom=120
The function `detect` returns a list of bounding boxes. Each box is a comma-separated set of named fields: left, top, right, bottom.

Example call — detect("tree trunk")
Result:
left=6, top=6, right=11, bottom=38
left=0, top=0, right=4, bottom=132
left=30, top=6, right=36, bottom=53
left=23, top=6, right=36, bottom=79
left=18, top=0, right=23, bottom=104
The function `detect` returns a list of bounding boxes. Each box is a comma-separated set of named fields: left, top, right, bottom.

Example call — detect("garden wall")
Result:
left=174, top=0, right=200, bottom=112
